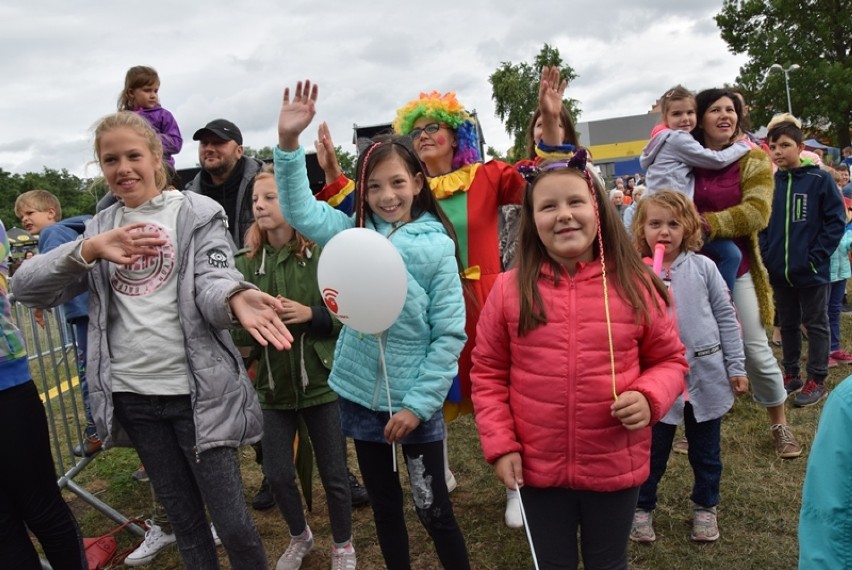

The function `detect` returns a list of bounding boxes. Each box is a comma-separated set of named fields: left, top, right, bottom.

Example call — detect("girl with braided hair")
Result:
left=275, top=80, right=471, bottom=569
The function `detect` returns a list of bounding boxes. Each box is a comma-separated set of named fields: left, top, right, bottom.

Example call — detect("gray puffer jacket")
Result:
left=10, top=192, right=263, bottom=453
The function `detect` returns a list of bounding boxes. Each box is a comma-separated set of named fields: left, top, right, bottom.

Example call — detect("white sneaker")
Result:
left=276, top=528, right=314, bottom=570
left=331, top=544, right=357, bottom=569
left=125, top=520, right=176, bottom=566
left=210, top=523, right=222, bottom=546
left=504, top=489, right=523, bottom=529
left=446, top=471, right=458, bottom=493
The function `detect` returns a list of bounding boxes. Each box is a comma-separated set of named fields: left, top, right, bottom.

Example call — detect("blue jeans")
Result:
left=827, top=279, right=846, bottom=352
left=0, top=381, right=86, bottom=570
left=774, top=284, right=830, bottom=382
left=638, top=402, right=722, bottom=511
left=262, top=402, right=352, bottom=544
left=70, top=317, right=95, bottom=437
left=701, top=238, right=742, bottom=293
left=112, top=393, right=266, bottom=570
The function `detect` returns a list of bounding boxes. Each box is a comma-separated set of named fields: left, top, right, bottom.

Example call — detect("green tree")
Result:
left=486, top=146, right=510, bottom=162
left=243, top=145, right=275, bottom=160
left=489, top=43, right=581, bottom=163
left=0, top=168, right=22, bottom=229
left=716, top=0, right=852, bottom=148
left=333, top=146, right=356, bottom=180
left=0, top=167, right=96, bottom=230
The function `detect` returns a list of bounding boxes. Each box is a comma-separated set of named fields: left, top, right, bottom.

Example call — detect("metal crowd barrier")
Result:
left=8, top=298, right=145, bottom=543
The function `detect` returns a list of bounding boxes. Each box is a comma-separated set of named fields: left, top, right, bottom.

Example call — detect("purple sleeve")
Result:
left=150, top=107, right=182, bottom=157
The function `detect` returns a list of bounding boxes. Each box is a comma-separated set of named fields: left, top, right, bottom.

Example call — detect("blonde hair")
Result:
left=632, top=190, right=704, bottom=257
left=118, top=65, right=160, bottom=111
left=15, top=189, right=61, bottom=220
left=766, top=113, right=801, bottom=130
left=243, top=164, right=314, bottom=260
left=93, top=111, right=168, bottom=191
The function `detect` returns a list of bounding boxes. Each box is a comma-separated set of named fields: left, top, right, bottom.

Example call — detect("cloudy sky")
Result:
left=0, top=0, right=747, bottom=178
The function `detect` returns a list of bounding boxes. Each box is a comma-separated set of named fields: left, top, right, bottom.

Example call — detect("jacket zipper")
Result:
left=566, top=275, right=577, bottom=487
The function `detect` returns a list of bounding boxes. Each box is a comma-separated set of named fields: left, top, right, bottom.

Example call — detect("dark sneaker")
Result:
left=783, top=374, right=803, bottom=396
left=73, top=433, right=102, bottom=457
left=793, top=380, right=828, bottom=408
left=251, top=477, right=276, bottom=510
left=348, top=470, right=370, bottom=507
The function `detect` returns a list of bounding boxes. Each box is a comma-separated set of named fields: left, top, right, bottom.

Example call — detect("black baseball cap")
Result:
left=192, top=119, right=243, bottom=145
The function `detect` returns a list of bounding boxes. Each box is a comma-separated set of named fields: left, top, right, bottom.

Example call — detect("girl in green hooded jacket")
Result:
left=234, top=166, right=355, bottom=570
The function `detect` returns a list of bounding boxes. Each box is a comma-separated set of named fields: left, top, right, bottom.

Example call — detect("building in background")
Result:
left=576, top=112, right=661, bottom=183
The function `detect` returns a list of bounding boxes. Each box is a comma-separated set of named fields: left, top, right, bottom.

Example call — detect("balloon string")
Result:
left=514, top=480, right=539, bottom=570
left=376, top=332, right=397, bottom=472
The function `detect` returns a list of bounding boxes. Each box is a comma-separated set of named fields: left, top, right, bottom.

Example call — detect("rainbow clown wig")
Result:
left=393, top=91, right=482, bottom=170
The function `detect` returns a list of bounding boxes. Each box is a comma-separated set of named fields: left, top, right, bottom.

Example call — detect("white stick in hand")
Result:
left=515, top=479, right=539, bottom=570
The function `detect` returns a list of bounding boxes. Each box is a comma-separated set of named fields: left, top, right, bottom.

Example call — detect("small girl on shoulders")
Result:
left=118, top=65, right=183, bottom=170
left=630, top=190, right=748, bottom=544
left=640, top=85, right=751, bottom=292
left=471, top=152, right=687, bottom=569
left=274, top=80, right=471, bottom=569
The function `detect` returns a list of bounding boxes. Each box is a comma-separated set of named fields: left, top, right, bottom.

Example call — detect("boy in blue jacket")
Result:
left=15, top=189, right=98, bottom=455
left=759, top=115, right=846, bottom=408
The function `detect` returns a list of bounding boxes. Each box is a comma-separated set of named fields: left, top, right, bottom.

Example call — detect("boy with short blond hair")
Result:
left=759, top=115, right=846, bottom=408
left=14, top=189, right=99, bottom=455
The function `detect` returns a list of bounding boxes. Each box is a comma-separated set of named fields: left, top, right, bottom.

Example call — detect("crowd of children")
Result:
left=6, top=64, right=852, bottom=570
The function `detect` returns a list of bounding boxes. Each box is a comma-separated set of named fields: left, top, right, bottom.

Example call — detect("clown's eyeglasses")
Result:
left=409, top=123, right=445, bottom=140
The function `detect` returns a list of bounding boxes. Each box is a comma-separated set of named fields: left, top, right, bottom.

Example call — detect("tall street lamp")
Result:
left=765, top=63, right=800, bottom=114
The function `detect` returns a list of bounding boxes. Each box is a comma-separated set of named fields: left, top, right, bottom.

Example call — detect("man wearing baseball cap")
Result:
left=185, top=119, right=263, bottom=248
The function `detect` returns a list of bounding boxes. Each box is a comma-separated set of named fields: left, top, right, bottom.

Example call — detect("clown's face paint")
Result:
left=412, top=116, right=455, bottom=174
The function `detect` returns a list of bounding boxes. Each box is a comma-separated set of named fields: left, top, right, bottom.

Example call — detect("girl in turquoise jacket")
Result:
left=274, top=80, right=470, bottom=570
left=233, top=166, right=354, bottom=569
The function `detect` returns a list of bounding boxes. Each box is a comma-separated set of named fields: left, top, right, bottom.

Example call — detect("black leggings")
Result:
left=354, top=439, right=470, bottom=570
left=0, top=381, right=85, bottom=570
left=521, top=485, right=639, bottom=570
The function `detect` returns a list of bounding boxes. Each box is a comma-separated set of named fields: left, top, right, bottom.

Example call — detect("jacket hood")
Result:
left=57, top=215, right=91, bottom=233
left=774, top=160, right=820, bottom=180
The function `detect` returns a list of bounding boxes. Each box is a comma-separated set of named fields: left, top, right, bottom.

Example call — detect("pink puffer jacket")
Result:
left=472, top=262, right=686, bottom=492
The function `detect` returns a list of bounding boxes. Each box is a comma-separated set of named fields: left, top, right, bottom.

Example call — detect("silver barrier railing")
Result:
left=9, top=297, right=145, bottom=542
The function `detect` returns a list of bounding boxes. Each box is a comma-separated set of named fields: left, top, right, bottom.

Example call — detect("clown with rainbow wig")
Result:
left=393, top=91, right=525, bottom=419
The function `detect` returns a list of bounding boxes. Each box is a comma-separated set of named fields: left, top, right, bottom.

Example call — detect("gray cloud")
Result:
left=0, top=0, right=746, bottom=176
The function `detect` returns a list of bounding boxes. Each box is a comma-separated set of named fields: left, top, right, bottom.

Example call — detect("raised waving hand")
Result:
left=278, top=79, right=319, bottom=151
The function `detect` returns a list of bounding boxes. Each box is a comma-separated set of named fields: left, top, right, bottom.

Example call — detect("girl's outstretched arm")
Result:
left=80, top=223, right=165, bottom=265
left=278, top=80, right=318, bottom=152
left=229, top=289, right=292, bottom=350
left=275, top=81, right=354, bottom=245
left=11, top=223, right=164, bottom=309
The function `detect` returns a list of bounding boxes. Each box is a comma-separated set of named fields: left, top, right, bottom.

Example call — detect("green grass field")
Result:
left=31, top=312, right=850, bottom=569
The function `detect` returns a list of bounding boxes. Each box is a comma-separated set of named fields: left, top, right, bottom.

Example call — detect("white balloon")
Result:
left=317, top=228, right=408, bottom=334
